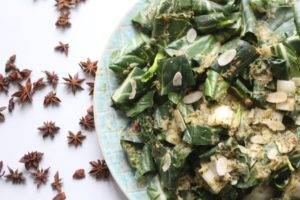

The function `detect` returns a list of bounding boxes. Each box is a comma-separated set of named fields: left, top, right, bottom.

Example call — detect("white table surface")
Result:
left=0, top=0, right=138, bottom=199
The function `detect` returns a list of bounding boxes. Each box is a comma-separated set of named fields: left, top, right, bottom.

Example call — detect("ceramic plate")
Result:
left=94, top=0, right=148, bottom=199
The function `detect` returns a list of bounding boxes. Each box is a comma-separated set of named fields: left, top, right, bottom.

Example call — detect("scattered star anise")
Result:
left=32, top=168, right=49, bottom=188
left=79, top=58, right=98, bottom=77
left=79, top=114, right=94, bottom=130
left=32, top=78, right=46, bottom=93
left=55, top=42, right=69, bottom=56
left=86, top=82, right=94, bottom=96
left=68, top=131, right=86, bottom=147
left=44, top=71, right=59, bottom=88
left=44, top=91, right=61, bottom=107
left=19, top=151, right=44, bottom=170
left=55, top=0, right=75, bottom=10
left=38, top=121, right=60, bottom=139
left=8, top=98, right=15, bottom=113
left=0, top=74, right=9, bottom=93
left=5, top=55, right=17, bottom=72
left=51, top=171, right=62, bottom=192
left=73, top=169, right=85, bottom=179
left=56, top=11, right=71, bottom=28
left=7, top=69, right=22, bottom=82
left=63, top=73, right=85, bottom=94
left=89, top=159, right=110, bottom=180
left=0, top=161, right=5, bottom=177
left=53, top=192, right=66, bottom=200
left=0, top=107, right=6, bottom=122
left=20, top=69, right=32, bottom=79
left=12, top=78, right=32, bottom=103
left=5, top=167, right=25, bottom=184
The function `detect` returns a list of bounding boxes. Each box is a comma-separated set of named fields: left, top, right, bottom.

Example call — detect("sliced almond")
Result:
left=173, top=109, right=186, bottom=132
left=266, top=91, right=287, bottom=103
left=266, top=147, right=278, bottom=160
left=215, top=157, right=228, bottom=176
left=277, top=80, right=296, bottom=94
left=217, top=49, right=236, bottom=66
left=276, top=97, right=295, bottom=111
left=263, top=119, right=285, bottom=131
left=129, top=79, right=137, bottom=100
left=172, top=71, right=182, bottom=86
left=183, top=91, right=203, bottom=104
left=250, top=135, right=267, bottom=144
left=186, top=28, right=197, bottom=43
left=162, top=153, right=171, bottom=172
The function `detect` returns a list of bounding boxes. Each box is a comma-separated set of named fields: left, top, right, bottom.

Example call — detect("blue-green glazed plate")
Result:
left=94, top=0, right=148, bottom=199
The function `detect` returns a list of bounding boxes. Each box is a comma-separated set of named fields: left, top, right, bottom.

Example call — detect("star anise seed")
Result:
left=8, top=98, right=15, bottom=113
left=44, top=71, right=59, bottom=88
left=55, top=42, right=69, bottom=56
left=44, top=91, right=61, bottom=107
left=73, top=169, right=85, bottom=179
left=68, top=131, right=86, bottom=147
left=5, top=167, right=25, bottom=184
left=51, top=171, right=62, bottom=192
left=20, top=151, right=44, bottom=170
left=5, top=55, right=17, bottom=72
left=63, top=73, right=84, bottom=94
left=89, top=159, right=110, bottom=180
left=53, top=192, right=66, bottom=200
left=86, top=82, right=94, bottom=96
left=32, top=78, right=46, bottom=93
left=79, top=58, right=98, bottom=77
left=38, top=121, right=60, bottom=139
left=0, top=74, right=9, bottom=93
left=32, top=168, right=49, bottom=188
left=12, top=78, right=32, bottom=103
left=0, top=107, right=6, bottom=122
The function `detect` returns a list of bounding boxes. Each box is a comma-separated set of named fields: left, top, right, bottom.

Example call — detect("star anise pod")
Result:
left=44, top=91, right=61, bottom=107
left=19, top=151, right=44, bottom=170
left=55, top=42, right=69, bottom=56
left=89, top=159, right=109, bottom=180
left=32, top=168, right=49, bottom=188
left=8, top=98, right=15, bottom=113
left=20, top=69, right=32, bottom=79
left=73, top=169, right=85, bottom=179
left=63, top=73, right=85, bottom=94
left=0, top=74, right=9, bottom=93
left=51, top=171, right=62, bottom=192
left=55, top=0, right=75, bottom=10
left=0, top=161, right=5, bottom=177
left=44, top=71, right=59, bottom=88
left=0, top=107, right=6, bottom=122
left=68, top=131, right=86, bottom=147
left=5, top=54, right=17, bottom=72
left=79, top=114, right=94, bottom=130
left=38, top=121, right=60, bottom=139
left=86, top=82, right=94, bottom=96
left=79, top=58, right=98, bottom=77
left=12, top=78, right=32, bottom=103
left=56, top=11, right=71, bottom=28
left=53, top=192, right=66, bottom=200
left=32, top=78, right=46, bottom=93
left=5, top=167, right=25, bottom=184
left=7, top=69, right=22, bottom=82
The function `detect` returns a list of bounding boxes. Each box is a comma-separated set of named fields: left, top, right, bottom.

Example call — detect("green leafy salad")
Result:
left=109, top=0, right=300, bottom=199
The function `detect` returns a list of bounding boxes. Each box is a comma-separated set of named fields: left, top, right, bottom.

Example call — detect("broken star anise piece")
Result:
left=7, top=69, right=22, bottom=82
left=12, top=78, right=32, bottom=103
left=32, top=78, right=46, bottom=93
left=5, top=167, right=25, bottom=184
left=38, top=121, right=60, bottom=139
left=89, top=159, right=110, bottom=180
left=44, top=71, right=59, bottom=88
left=20, top=69, right=32, bottom=79
left=44, top=91, right=61, bottom=107
left=86, top=82, right=94, bottom=96
left=0, top=74, right=9, bottom=93
left=0, top=161, right=5, bottom=177
left=51, top=171, right=62, bottom=192
left=8, top=98, right=15, bottom=113
left=68, top=131, right=86, bottom=147
left=53, top=192, right=66, bottom=200
left=0, top=107, right=6, bottom=122
left=32, top=168, right=50, bottom=188
left=19, top=151, right=44, bottom=170
left=5, top=54, right=17, bottom=72
left=87, top=106, right=94, bottom=116
left=55, top=0, right=75, bottom=10
left=55, top=42, right=69, bottom=56
left=79, top=58, right=98, bottom=77
left=73, top=169, right=85, bottom=179
left=63, top=73, right=85, bottom=94
left=56, top=11, right=71, bottom=28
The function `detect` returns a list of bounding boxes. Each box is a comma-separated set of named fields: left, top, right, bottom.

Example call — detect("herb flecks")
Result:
left=44, top=91, right=61, bottom=107
left=5, top=167, right=25, bottom=184
left=55, top=42, right=69, bottom=56
left=63, top=73, right=84, bottom=94
left=89, top=159, right=109, bottom=180
left=20, top=151, right=44, bottom=170
left=79, top=58, right=98, bottom=77
left=32, top=168, right=50, bottom=188
left=68, top=131, right=86, bottom=147
left=38, top=121, right=60, bottom=139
